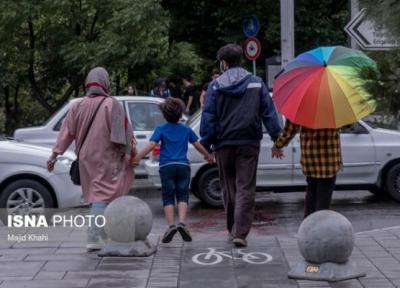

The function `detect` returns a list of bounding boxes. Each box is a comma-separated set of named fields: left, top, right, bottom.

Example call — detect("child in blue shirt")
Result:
left=134, top=97, right=214, bottom=243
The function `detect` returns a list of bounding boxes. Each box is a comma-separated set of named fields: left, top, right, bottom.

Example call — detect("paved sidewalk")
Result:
left=0, top=225, right=400, bottom=288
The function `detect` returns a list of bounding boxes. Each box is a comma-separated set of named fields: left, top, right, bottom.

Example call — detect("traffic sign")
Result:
left=244, top=37, right=261, bottom=61
left=345, top=8, right=399, bottom=50
left=243, top=16, right=260, bottom=37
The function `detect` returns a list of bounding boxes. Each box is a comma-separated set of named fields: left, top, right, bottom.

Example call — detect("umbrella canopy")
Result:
left=273, top=46, right=377, bottom=129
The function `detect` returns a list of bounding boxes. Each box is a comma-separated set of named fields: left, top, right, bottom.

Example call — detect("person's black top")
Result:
left=183, top=85, right=199, bottom=115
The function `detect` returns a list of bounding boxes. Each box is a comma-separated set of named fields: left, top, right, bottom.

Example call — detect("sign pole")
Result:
left=280, top=0, right=295, bottom=67
left=252, top=60, right=256, bottom=75
left=350, top=0, right=359, bottom=49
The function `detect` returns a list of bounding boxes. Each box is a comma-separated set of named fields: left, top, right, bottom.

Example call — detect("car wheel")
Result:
left=197, top=168, right=223, bottom=207
left=385, top=163, right=400, bottom=202
left=0, top=180, right=55, bottom=225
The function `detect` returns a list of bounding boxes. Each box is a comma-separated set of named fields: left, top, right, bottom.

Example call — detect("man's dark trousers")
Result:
left=216, top=145, right=259, bottom=239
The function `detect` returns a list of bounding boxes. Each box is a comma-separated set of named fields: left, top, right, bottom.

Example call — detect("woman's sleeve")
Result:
left=53, top=104, right=77, bottom=154
left=274, top=120, right=299, bottom=149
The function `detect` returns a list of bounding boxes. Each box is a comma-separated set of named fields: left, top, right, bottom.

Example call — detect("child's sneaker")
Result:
left=162, top=225, right=177, bottom=243
left=177, top=223, right=192, bottom=242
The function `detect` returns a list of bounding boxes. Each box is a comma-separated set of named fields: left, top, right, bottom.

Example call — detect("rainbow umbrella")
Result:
left=273, top=46, right=377, bottom=129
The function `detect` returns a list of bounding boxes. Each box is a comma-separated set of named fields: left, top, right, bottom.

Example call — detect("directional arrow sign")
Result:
left=345, top=8, right=399, bottom=50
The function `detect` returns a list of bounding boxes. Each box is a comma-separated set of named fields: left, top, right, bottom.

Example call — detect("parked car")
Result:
left=146, top=110, right=400, bottom=207
left=0, top=135, right=82, bottom=221
left=13, top=96, right=184, bottom=183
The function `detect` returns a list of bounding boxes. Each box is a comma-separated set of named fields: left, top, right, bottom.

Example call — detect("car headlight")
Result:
left=58, top=156, right=74, bottom=168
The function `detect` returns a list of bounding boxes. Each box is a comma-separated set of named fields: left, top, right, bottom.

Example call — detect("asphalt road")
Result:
left=133, top=188, right=400, bottom=237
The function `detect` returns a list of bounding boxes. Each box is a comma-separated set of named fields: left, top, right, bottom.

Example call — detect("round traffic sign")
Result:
left=244, top=37, right=261, bottom=60
left=243, top=16, right=260, bottom=37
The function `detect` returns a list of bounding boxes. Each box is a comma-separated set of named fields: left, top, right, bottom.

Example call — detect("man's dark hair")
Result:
left=217, top=44, right=243, bottom=67
left=159, top=97, right=185, bottom=123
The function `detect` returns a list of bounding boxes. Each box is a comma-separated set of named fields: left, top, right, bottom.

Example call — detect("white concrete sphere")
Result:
left=104, top=196, right=153, bottom=242
left=297, top=210, right=354, bottom=264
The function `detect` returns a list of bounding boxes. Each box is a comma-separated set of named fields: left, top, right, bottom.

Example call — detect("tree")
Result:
left=0, top=0, right=170, bottom=133
left=361, top=0, right=400, bottom=38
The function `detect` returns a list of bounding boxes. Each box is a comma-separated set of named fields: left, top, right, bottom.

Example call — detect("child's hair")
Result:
left=159, top=97, right=185, bottom=123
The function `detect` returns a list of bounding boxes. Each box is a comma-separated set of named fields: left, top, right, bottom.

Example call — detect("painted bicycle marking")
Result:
left=192, top=248, right=273, bottom=265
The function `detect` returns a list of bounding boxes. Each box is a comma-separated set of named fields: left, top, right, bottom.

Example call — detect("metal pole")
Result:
left=252, top=60, right=256, bottom=75
left=280, top=0, right=295, bottom=67
left=350, top=0, right=359, bottom=49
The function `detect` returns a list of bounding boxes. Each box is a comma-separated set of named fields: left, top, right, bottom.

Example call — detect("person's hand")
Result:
left=271, top=146, right=284, bottom=159
left=130, top=155, right=141, bottom=167
left=204, top=153, right=215, bottom=164
left=47, top=154, right=57, bottom=172
left=185, top=107, right=190, bottom=114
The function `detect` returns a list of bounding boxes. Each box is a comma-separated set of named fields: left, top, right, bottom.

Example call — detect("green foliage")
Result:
left=0, top=0, right=171, bottom=133
left=359, top=50, right=400, bottom=127
left=360, top=0, right=400, bottom=39
left=295, top=0, right=348, bottom=52
left=358, top=1, right=400, bottom=127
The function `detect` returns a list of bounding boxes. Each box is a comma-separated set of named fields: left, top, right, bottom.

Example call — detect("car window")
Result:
left=53, top=113, right=67, bottom=131
left=341, top=122, right=369, bottom=134
left=127, top=102, right=165, bottom=131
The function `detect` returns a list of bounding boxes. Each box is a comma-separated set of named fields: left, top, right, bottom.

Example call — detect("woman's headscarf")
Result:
left=84, top=67, right=133, bottom=154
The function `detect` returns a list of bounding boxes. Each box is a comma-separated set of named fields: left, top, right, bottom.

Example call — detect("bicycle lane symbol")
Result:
left=192, top=248, right=273, bottom=265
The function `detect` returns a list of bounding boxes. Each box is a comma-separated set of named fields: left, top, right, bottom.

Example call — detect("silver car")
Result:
left=14, top=96, right=180, bottom=185
left=0, top=135, right=81, bottom=219
left=145, top=110, right=400, bottom=207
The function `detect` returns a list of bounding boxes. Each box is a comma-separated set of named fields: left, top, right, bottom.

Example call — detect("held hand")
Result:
left=47, top=157, right=57, bottom=172
left=204, top=153, right=215, bottom=164
left=271, top=146, right=284, bottom=159
left=130, top=155, right=141, bottom=167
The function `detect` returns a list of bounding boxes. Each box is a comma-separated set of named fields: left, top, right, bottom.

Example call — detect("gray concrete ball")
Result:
left=297, top=210, right=354, bottom=264
left=104, top=196, right=153, bottom=242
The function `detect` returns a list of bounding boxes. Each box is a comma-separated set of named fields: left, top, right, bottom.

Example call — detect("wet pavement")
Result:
left=137, top=188, right=400, bottom=237
left=0, top=188, right=399, bottom=288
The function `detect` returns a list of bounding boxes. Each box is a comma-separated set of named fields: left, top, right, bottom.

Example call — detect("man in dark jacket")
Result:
left=200, top=44, right=282, bottom=247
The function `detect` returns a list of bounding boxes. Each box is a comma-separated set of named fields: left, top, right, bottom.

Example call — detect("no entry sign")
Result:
left=244, top=37, right=261, bottom=61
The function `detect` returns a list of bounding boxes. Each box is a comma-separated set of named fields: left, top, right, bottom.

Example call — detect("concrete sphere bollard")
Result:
left=297, top=210, right=354, bottom=264
left=104, top=196, right=153, bottom=243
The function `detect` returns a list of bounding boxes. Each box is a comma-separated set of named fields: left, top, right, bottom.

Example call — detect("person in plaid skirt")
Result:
left=272, top=119, right=342, bottom=218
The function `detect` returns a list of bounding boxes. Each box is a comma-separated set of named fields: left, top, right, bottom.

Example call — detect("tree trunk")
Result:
left=13, top=83, right=19, bottom=128
left=115, top=75, right=121, bottom=95
left=3, top=86, right=11, bottom=133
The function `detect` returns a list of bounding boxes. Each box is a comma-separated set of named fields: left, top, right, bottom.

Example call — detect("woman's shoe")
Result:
left=86, top=242, right=105, bottom=252
left=177, top=223, right=192, bottom=242
left=162, top=225, right=177, bottom=243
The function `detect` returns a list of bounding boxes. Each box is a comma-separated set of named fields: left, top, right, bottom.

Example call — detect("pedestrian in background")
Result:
left=134, top=98, right=214, bottom=243
left=150, top=77, right=171, bottom=98
left=200, top=44, right=282, bottom=247
left=200, top=70, right=220, bottom=107
left=182, top=75, right=199, bottom=115
left=272, top=120, right=342, bottom=218
left=127, top=85, right=137, bottom=96
left=47, top=67, right=136, bottom=252
left=166, top=78, right=181, bottom=99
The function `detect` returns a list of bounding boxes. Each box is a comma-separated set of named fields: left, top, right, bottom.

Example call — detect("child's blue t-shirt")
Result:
left=150, top=123, right=199, bottom=167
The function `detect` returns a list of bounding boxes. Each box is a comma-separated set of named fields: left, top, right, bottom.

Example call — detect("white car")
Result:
left=13, top=96, right=180, bottom=184
left=0, top=135, right=82, bottom=219
left=146, top=111, right=400, bottom=207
